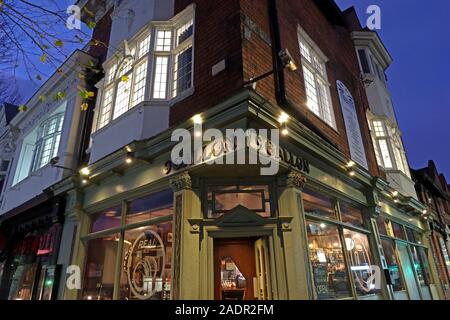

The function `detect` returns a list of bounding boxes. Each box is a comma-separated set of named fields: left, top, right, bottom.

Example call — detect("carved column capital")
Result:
left=170, top=171, right=192, bottom=192
left=278, top=171, right=307, bottom=190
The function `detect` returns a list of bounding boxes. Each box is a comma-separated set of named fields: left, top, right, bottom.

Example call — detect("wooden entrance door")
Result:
left=214, top=238, right=257, bottom=300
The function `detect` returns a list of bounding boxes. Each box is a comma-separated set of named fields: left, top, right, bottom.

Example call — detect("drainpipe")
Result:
left=267, top=0, right=337, bottom=148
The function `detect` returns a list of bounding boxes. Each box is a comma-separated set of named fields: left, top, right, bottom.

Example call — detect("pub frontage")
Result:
left=50, top=90, right=441, bottom=300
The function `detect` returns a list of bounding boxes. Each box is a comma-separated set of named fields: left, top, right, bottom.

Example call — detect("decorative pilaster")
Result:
left=169, top=171, right=201, bottom=300
left=276, top=170, right=310, bottom=299
left=278, top=171, right=307, bottom=190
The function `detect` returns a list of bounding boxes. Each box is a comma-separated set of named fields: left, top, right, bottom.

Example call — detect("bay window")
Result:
left=370, top=119, right=411, bottom=177
left=97, top=8, right=195, bottom=130
left=298, top=27, right=336, bottom=129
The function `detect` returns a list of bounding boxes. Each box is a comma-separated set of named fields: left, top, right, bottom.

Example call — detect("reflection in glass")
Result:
left=126, top=190, right=173, bottom=225
left=381, top=239, right=405, bottom=292
left=207, top=185, right=270, bottom=218
left=220, top=257, right=247, bottom=300
left=306, top=221, right=352, bottom=299
left=343, top=229, right=380, bottom=296
left=340, top=202, right=364, bottom=228
left=303, top=189, right=337, bottom=220
left=119, top=223, right=172, bottom=300
left=82, top=234, right=119, bottom=300
left=91, top=207, right=121, bottom=233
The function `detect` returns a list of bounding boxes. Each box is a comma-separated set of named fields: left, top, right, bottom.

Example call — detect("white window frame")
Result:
left=96, top=5, right=196, bottom=131
left=297, top=26, right=336, bottom=129
left=370, top=119, right=410, bottom=176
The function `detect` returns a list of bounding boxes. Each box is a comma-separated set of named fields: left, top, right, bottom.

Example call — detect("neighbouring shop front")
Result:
left=0, top=196, right=64, bottom=300
left=429, top=220, right=450, bottom=299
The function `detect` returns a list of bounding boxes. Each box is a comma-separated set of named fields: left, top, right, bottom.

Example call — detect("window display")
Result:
left=306, top=221, right=352, bottom=299
left=82, top=234, right=119, bottom=300
left=343, top=229, right=380, bottom=296
left=119, top=222, right=172, bottom=300
left=82, top=189, right=174, bottom=300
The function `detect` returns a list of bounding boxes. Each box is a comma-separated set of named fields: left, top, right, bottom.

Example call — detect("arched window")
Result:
left=31, top=113, right=64, bottom=171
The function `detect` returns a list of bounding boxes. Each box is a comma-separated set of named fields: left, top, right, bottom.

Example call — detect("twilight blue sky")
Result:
left=336, top=0, right=450, bottom=178
left=12, top=1, right=450, bottom=177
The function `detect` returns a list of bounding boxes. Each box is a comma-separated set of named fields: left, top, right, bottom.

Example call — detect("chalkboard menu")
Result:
left=313, top=264, right=329, bottom=298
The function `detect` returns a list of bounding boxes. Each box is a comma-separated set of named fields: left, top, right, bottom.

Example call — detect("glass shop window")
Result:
left=302, top=189, right=337, bottom=220
left=82, top=234, right=119, bottom=300
left=91, top=206, right=122, bottom=233
left=340, top=202, right=364, bottom=228
left=410, top=246, right=433, bottom=286
left=391, top=222, right=406, bottom=240
left=206, top=185, right=271, bottom=219
left=381, top=239, right=406, bottom=292
left=119, top=222, right=172, bottom=300
left=405, top=228, right=422, bottom=244
left=343, top=229, right=380, bottom=296
left=126, top=190, right=173, bottom=225
left=306, top=221, right=352, bottom=300
left=376, top=216, right=388, bottom=236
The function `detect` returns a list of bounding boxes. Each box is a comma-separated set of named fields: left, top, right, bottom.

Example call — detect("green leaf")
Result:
left=39, top=95, right=46, bottom=102
left=54, top=91, right=66, bottom=101
left=39, top=53, right=48, bottom=64
left=87, top=21, right=96, bottom=29
left=18, top=105, right=28, bottom=112
left=79, top=90, right=95, bottom=99
left=81, top=103, right=89, bottom=111
left=54, top=40, right=64, bottom=47
left=121, top=75, right=129, bottom=83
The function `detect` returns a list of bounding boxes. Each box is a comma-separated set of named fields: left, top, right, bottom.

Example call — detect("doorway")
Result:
left=214, top=237, right=271, bottom=300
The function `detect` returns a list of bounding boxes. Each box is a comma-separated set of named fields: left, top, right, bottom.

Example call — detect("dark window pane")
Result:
left=376, top=216, right=388, bottom=236
left=126, top=190, right=173, bottom=225
left=306, top=221, right=352, bottom=299
left=82, top=234, right=119, bottom=300
left=358, top=49, right=371, bottom=74
left=302, top=189, right=337, bottom=220
left=119, top=222, right=172, bottom=300
left=340, top=202, right=364, bottom=228
left=391, top=222, right=405, bottom=240
left=207, top=185, right=270, bottom=218
left=343, top=229, right=380, bottom=296
left=381, top=239, right=406, bottom=292
left=91, top=207, right=121, bottom=233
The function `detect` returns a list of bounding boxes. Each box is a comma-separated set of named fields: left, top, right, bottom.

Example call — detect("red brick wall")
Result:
left=170, top=0, right=244, bottom=126
left=172, top=0, right=379, bottom=176
left=238, top=0, right=379, bottom=175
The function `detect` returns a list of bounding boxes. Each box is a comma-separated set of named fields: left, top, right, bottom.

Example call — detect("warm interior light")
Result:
left=192, top=114, right=203, bottom=124
left=82, top=179, right=88, bottom=185
left=80, top=167, right=90, bottom=176
left=125, top=145, right=133, bottom=153
left=278, top=112, right=289, bottom=124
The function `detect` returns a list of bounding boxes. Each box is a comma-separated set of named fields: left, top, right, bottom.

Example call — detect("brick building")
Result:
left=412, top=161, right=450, bottom=299
left=0, top=0, right=443, bottom=300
